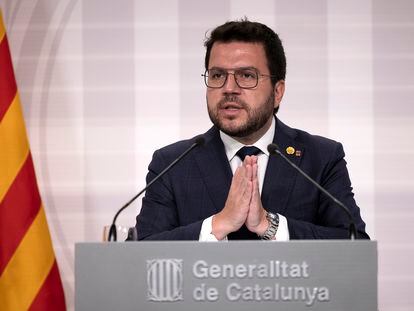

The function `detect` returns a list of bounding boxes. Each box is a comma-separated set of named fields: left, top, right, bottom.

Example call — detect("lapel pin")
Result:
left=286, top=146, right=295, bottom=155
left=295, top=150, right=302, bottom=157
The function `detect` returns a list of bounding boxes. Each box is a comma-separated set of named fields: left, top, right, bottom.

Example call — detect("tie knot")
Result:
left=236, top=146, right=261, bottom=161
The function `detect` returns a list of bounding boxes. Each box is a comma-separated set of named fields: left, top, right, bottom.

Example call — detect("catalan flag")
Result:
left=0, top=10, right=66, bottom=310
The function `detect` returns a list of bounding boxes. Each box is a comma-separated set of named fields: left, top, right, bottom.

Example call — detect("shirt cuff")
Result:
left=274, top=214, right=290, bottom=241
left=199, top=215, right=228, bottom=241
left=199, top=214, right=289, bottom=241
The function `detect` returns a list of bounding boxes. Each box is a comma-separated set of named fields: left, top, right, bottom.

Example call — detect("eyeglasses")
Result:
left=202, top=67, right=275, bottom=89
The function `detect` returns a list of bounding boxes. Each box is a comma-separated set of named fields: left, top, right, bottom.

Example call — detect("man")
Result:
left=136, top=19, right=369, bottom=241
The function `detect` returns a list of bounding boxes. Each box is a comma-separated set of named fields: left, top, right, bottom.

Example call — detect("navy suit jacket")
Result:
left=136, top=118, right=369, bottom=240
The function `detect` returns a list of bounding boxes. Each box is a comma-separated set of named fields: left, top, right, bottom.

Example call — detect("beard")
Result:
left=207, top=92, right=275, bottom=138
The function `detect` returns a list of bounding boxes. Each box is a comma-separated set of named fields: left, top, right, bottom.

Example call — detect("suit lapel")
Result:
left=193, top=127, right=233, bottom=214
left=261, top=118, right=305, bottom=215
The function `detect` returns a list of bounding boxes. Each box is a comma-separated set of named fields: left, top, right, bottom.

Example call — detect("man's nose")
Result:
left=222, top=73, right=241, bottom=93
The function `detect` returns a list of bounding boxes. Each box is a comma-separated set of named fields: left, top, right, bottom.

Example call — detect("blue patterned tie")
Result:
left=236, top=146, right=261, bottom=161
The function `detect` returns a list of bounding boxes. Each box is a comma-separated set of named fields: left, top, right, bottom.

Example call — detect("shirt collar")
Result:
left=220, top=116, right=276, bottom=162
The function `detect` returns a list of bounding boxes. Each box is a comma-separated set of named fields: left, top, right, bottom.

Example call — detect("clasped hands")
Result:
left=212, top=155, right=269, bottom=240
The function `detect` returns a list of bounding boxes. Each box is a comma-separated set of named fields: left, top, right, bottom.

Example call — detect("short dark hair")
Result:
left=204, top=19, right=286, bottom=86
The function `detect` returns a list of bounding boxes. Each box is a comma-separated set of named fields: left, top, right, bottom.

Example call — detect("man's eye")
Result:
left=210, top=71, right=225, bottom=79
left=238, top=70, right=257, bottom=79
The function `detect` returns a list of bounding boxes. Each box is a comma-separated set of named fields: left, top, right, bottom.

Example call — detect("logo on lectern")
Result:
left=147, top=259, right=183, bottom=302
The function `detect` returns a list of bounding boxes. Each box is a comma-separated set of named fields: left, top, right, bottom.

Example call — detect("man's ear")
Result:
left=274, top=80, right=285, bottom=108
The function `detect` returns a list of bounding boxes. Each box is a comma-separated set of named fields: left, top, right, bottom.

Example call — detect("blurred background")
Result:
left=0, top=0, right=412, bottom=310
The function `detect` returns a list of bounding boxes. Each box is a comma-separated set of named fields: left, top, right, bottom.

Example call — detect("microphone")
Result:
left=267, top=143, right=357, bottom=239
left=108, top=136, right=205, bottom=241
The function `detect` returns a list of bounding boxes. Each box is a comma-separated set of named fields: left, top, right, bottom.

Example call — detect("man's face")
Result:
left=206, top=41, right=283, bottom=142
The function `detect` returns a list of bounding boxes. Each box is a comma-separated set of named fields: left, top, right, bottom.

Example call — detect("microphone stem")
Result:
left=108, top=141, right=200, bottom=241
left=273, top=149, right=357, bottom=240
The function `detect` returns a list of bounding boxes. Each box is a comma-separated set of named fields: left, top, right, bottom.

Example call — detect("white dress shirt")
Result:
left=199, top=117, right=290, bottom=241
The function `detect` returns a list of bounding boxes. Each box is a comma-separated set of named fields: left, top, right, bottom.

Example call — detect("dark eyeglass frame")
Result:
left=201, top=67, right=275, bottom=89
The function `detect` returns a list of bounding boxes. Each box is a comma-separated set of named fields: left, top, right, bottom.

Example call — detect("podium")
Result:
left=75, top=241, right=377, bottom=311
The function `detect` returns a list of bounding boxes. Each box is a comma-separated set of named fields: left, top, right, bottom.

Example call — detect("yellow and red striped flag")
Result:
left=0, top=10, right=66, bottom=310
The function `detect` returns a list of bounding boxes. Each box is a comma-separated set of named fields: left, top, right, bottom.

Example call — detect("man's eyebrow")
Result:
left=208, top=66, right=257, bottom=71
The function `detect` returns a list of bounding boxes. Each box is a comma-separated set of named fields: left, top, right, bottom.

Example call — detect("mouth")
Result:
left=217, top=102, right=245, bottom=119
left=221, top=102, right=243, bottom=110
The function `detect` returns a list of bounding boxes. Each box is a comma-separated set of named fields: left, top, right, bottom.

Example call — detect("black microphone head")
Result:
left=194, top=136, right=205, bottom=146
left=267, top=143, right=280, bottom=154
